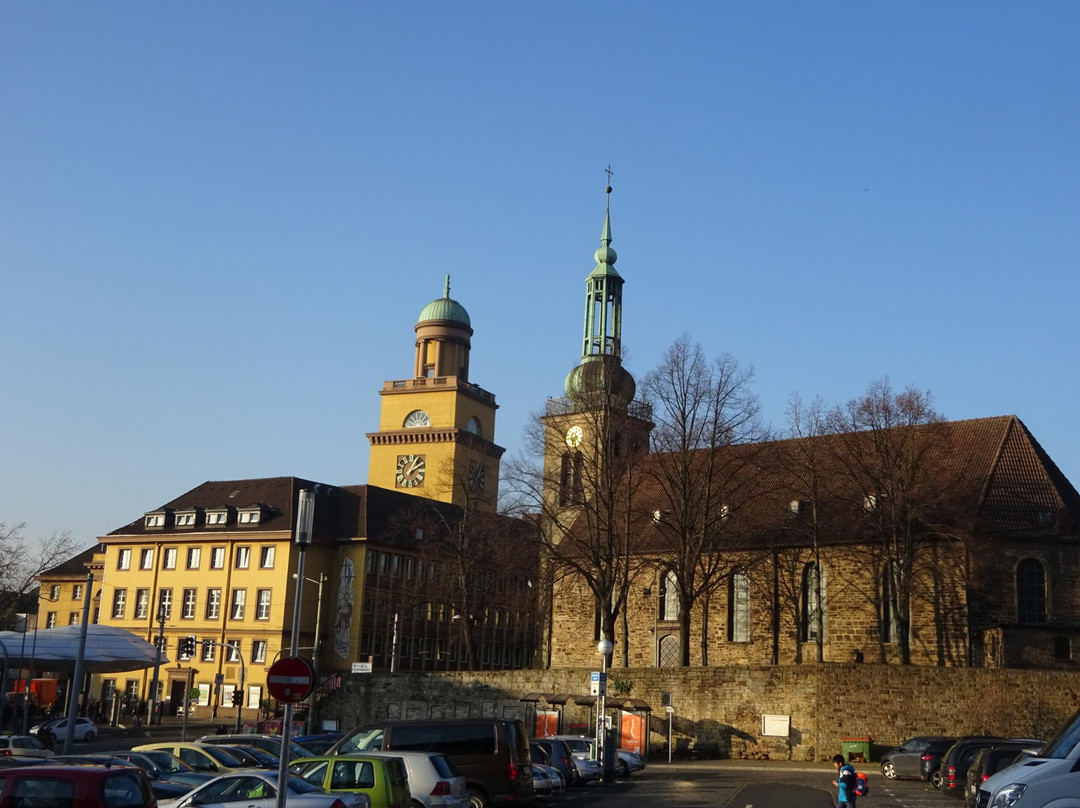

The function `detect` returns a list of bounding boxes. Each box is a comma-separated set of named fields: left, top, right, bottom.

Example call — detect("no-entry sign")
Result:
left=267, top=656, right=315, bottom=703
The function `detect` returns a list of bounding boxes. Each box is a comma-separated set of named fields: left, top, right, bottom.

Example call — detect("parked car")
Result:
left=977, top=708, right=1078, bottom=808
left=53, top=755, right=192, bottom=801
left=530, top=740, right=578, bottom=786
left=939, top=737, right=1042, bottom=798
left=361, top=750, right=470, bottom=808
left=543, top=734, right=643, bottom=778
left=0, top=733, right=55, bottom=760
left=924, top=737, right=1000, bottom=788
left=331, top=718, right=534, bottom=808
left=157, top=770, right=371, bottom=808
left=109, top=749, right=218, bottom=788
left=289, top=754, right=409, bottom=808
left=528, top=747, right=564, bottom=796
left=29, top=716, right=98, bottom=743
left=133, top=742, right=251, bottom=774
left=880, top=736, right=955, bottom=781
left=964, top=742, right=1043, bottom=808
left=217, top=744, right=279, bottom=769
left=0, top=763, right=156, bottom=808
left=197, top=733, right=313, bottom=762
left=530, top=766, right=553, bottom=797
left=296, top=734, right=346, bottom=756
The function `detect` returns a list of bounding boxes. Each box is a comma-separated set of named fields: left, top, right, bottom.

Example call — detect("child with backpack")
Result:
left=833, top=753, right=870, bottom=805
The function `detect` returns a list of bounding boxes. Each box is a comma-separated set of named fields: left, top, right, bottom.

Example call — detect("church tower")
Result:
left=542, top=182, right=652, bottom=518
left=367, top=277, right=504, bottom=510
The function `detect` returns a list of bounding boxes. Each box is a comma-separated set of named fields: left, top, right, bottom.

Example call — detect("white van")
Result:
left=977, top=709, right=1080, bottom=807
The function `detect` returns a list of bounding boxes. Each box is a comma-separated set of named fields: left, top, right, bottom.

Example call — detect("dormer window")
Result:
left=864, top=494, right=879, bottom=511
left=790, top=500, right=807, bottom=515
left=206, top=509, right=229, bottom=526
left=175, top=512, right=196, bottom=528
left=1037, top=510, right=1055, bottom=528
left=144, top=512, right=166, bottom=529
left=238, top=508, right=262, bottom=525
left=720, top=504, right=730, bottom=521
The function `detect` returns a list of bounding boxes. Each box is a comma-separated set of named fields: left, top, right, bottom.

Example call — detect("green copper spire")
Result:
left=564, top=174, right=635, bottom=405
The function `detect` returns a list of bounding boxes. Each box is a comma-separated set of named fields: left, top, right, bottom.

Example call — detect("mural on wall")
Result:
left=334, top=557, right=355, bottom=659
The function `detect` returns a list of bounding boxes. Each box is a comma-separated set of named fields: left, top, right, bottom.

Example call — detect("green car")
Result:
left=290, top=755, right=410, bottom=808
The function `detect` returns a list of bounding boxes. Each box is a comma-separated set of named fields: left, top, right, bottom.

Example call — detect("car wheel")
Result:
left=930, top=769, right=943, bottom=788
left=83, top=731, right=96, bottom=742
left=881, top=760, right=897, bottom=780
left=468, top=788, right=489, bottom=808
left=615, top=759, right=629, bottom=777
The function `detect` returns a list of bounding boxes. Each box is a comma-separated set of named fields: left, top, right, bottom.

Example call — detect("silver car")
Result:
left=157, top=771, right=370, bottom=808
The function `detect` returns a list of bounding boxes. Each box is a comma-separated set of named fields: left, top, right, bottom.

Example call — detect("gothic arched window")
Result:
left=727, top=569, right=750, bottom=642
left=801, top=562, right=827, bottom=642
left=1017, top=558, right=1048, bottom=624
left=658, top=569, right=679, bottom=621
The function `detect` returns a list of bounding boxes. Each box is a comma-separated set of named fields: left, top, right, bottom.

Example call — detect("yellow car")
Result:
left=290, top=755, right=409, bottom=808
left=132, top=742, right=251, bottom=775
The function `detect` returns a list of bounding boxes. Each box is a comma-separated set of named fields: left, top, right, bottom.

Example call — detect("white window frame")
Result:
left=206, top=588, right=221, bottom=620
left=211, top=547, right=225, bottom=569
left=112, top=589, right=127, bottom=619
left=235, top=547, right=250, bottom=570
left=140, top=549, right=154, bottom=570
left=118, top=549, right=131, bottom=570
left=230, top=589, right=246, bottom=620
left=182, top=588, right=197, bottom=620
left=187, top=547, right=201, bottom=569
left=252, top=640, right=267, bottom=664
left=163, top=547, right=177, bottom=570
left=259, top=546, right=275, bottom=569
left=135, top=589, right=150, bottom=620
left=256, top=589, right=271, bottom=621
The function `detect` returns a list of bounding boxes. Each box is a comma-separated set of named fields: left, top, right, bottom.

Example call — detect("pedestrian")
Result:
left=833, top=753, right=858, bottom=806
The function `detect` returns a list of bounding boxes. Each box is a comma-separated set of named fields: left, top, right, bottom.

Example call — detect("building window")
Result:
left=175, top=512, right=195, bottom=527
left=201, top=640, right=215, bottom=662
left=68, top=612, right=79, bottom=625
left=182, top=588, right=197, bottom=619
left=259, top=546, right=275, bottom=569
left=206, top=589, right=221, bottom=620
left=801, top=562, right=827, bottom=642
left=135, top=589, right=150, bottom=620
left=658, top=570, right=679, bottom=621
left=230, top=589, right=246, bottom=620
left=207, top=510, right=228, bottom=526
left=235, top=547, right=250, bottom=570
left=140, top=549, right=154, bottom=570
left=73, top=584, right=83, bottom=601
left=256, top=589, right=271, bottom=621
left=118, top=549, right=131, bottom=570
left=186, top=548, right=201, bottom=569
left=163, top=548, right=177, bottom=570
left=728, top=570, right=750, bottom=642
left=558, top=451, right=584, bottom=506
left=211, top=547, right=225, bottom=569
left=253, top=640, right=267, bottom=664
left=226, top=641, right=240, bottom=662
left=46, top=612, right=57, bottom=628
left=158, top=589, right=173, bottom=621
left=238, top=509, right=261, bottom=525
left=49, top=584, right=60, bottom=600
left=112, top=589, right=127, bottom=619
left=1017, top=558, right=1048, bottom=623
left=145, top=513, right=165, bottom=528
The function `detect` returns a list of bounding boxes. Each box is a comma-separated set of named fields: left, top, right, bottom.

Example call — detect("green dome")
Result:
left=565, top=355, right=637, bottom=405
left=418, top=275, right=471, bottom=327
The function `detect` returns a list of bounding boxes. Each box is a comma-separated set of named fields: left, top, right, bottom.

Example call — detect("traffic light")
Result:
left=232, top=689, right=243, bottom=707
left=178, top=636, right=196, bottom=657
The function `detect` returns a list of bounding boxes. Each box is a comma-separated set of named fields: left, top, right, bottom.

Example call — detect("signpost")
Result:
left=267, top=656, right=314, bottom=703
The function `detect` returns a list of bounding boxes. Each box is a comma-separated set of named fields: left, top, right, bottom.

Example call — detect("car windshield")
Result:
left=203, top=745, right=247, bottom=766
left=1038, top=709, right=1080, bottom=759
left=137, top=751, right=195, bottom=774
left=561, top=739, right=592, bottom=755
left=287, top=775, right=325, bottom=794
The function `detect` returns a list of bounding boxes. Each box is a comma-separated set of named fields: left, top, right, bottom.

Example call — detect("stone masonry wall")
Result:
left=319, top=664, right=1080, bottom=761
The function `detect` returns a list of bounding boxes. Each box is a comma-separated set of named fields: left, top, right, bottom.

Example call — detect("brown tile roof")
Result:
left=38, top=544, right=104, bottom=579
left=602, top=415, right=1079, bottom=553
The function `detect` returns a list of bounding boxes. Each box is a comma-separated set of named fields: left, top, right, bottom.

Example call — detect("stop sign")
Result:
left=267, top=656, right=315, bottom=703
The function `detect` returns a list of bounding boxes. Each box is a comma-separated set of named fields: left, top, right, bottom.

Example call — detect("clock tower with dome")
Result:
left=367, top=276, right=504, bottom=510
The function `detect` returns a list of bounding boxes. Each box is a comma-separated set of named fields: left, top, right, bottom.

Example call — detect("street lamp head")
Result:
left=597, top=639, right=614, bottom=656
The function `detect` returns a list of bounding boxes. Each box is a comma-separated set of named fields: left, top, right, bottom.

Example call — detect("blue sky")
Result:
left=3, top=2, right=1078, bottom=548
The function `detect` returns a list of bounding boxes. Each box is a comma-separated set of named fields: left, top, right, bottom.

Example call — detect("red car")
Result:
left=0, top=764, right=156, bottom=808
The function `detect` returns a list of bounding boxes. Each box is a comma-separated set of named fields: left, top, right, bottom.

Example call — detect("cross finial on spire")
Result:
left=604, top=164, right=614, bottom=195
left=443, top=274, right=451, bottom=298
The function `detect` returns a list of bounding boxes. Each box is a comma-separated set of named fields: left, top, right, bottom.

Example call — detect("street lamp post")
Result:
left=293, top=572, right=326, bottom=735
left=275, top=488, right=315, bottom=808
left=146, top=601, right=167, bottom=725
left=596, top=637, right=613, bottom=783
left=62, top=572, right=93, bottom=755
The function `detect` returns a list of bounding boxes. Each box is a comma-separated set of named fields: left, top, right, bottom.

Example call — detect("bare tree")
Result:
left=639, top=335, right=768, bottom=666
left=0, top=523, right=80, bottom=628
left=826, top=378, right=959, bottom=664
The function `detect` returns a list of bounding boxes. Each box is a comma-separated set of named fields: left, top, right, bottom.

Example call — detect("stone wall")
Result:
left=319, top=664, right=1080, bottom=761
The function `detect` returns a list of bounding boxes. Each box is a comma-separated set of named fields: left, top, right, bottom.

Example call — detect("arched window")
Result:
left=558, top=452, right=584, bottom=506
left=1017, top=558, right=1047, bottom=623
left=728, top=569, right=750, bottom=642
left=880, top=566, right=900, bottom=643
left=658, top=569, right=679, bottom=621
left=657, top=634, right=680, bottom=668
left=801, top=562, right=827, bottom=642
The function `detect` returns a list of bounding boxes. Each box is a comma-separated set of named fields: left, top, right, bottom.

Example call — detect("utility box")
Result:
left=841, top=737, right=873, bottom=762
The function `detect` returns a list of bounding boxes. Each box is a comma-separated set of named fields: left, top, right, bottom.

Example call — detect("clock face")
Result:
left=403, top=410, right=431, bottom=428
left=565, top=425, right=583, bottom=448
left=468, top=461, right=486, bottom=494
left=396, top=454, right=426, bottom=488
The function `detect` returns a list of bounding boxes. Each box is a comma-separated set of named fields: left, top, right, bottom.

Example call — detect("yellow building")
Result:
left=44, top=278, right=534, bottom=726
